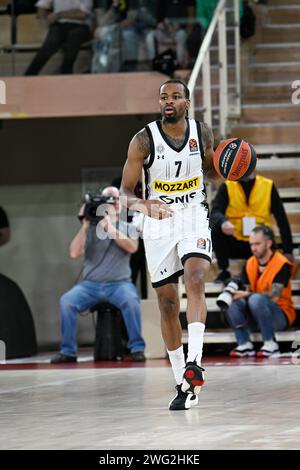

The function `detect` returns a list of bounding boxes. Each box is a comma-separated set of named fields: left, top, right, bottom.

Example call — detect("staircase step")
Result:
left=211, top=27, right=235, bottom=47
left=270, top=0, right=300, bottom=6
left=209, top=45, right=235, bottom=65
left=242, top=103, right=300, bottom=123
left=197, top=66, right=236, bottom=86
left=176, top=66, right=236, bottom=87
left=250, top=62, right=300, bottom=82
left=231, top=121, right=300, bottom=145
left=181, top=330, right=300, bottom=345
left=262, top=24, right=300, bottom=43
left=254, top=144, right=300, bottom=156
left=243, top=82, right=295, bottom=104
left=181, top=280, right=300, bottom=297
left=196, top=103, right=300, bottom=124
left=254, top=43, right=300, bottom=63
left=268, top=5, right=300, bottom=24
left=278, top=187, right=300, bottom=199
left=180, top=296, right=300, bottom=313
left=258, top=169, right=300, bottom=191
left=194, top=84, right=236, bottom=107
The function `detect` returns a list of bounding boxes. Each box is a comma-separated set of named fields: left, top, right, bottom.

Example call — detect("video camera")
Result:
left=83, top=192, right=116, bottom=225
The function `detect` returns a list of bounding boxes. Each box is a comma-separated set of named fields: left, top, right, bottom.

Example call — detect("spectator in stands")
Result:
left=211, top=171, right=294, bottom=283
left=92, top=0, right=158, bottom=73
left=226, top=225, right=295, bottom=357
left=51, top=186, right=145, bottom=363
left=92, top=0, right=128, bottom=73
left=25, top=0, right=93, bottom=75
left=0, top=207, right=10, bottom=247
left=122, top=0, right=159, bottom=68
left=146, top=0, right=196, bottom=69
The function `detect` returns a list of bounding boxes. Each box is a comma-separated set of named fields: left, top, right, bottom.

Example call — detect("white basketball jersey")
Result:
left=143, top=118, right=207, bottom=209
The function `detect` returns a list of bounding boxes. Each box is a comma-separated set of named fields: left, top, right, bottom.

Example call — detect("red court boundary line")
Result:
left=0, top=356, right=297, bottom=371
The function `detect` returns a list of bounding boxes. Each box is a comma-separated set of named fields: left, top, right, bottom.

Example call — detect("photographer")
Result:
left=225, top=225, right=295, bottom=357
left=51, top=186, right=145, bottom=363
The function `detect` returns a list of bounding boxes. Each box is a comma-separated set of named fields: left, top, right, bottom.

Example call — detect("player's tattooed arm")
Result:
left=120, top=128, right=149, bottom=212
left=135, top=128, right=151, bottom=159
left=201, top=122, right=214, bottom=151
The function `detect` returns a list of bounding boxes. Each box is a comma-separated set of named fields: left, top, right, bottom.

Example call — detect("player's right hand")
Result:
left=141, top=200, right=174, bottom=220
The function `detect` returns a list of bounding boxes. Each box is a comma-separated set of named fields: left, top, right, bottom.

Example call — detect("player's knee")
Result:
left=185, top=270, right=206, bottom=292
left=157, top=294, right=178, bottom=315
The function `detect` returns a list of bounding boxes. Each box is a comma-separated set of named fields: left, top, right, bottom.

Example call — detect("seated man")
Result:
left=25, top=0, right=93, bottom=75
left=211, top=171, right=294, bottom=283
left=92, top=0, right=158, bottom=73
left=0, top=206, right=10, bottom=247
left=226, top=225, right=295, bottom=357
left=51, top=186, right=146, bottom=363
left=146, top=0, right=196, bottom=69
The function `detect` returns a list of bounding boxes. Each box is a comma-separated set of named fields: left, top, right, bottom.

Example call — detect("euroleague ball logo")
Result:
left=229, top=142, right=237, bottom=150
left=231, top=147, right=248, bottom=177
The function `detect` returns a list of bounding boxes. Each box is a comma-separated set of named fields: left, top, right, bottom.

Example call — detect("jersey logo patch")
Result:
left=156, top=144, right=165, bottom=154
left=197, top=238, right=206, bottom=249
left=189, top=138, right=198, bottom=153
left=153, top=177, right=200, bottom=194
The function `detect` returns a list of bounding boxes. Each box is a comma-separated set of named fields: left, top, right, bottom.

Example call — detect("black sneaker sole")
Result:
left=182, top=364, right=205, bottom=395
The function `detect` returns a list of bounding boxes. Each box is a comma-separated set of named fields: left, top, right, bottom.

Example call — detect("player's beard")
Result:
left=161, top=105, right=179, bottom=124
left=162, top=115, right=179, bottom=124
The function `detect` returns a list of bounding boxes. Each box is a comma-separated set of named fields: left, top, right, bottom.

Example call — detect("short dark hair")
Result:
left=251, top=225, right=277, bottom=250
left=159, top=79, right=190, bottom=100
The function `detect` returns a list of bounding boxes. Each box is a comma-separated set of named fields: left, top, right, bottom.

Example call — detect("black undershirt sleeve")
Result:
left=271, top=184, right=293, bottom=254
left=210, top=184, right=229, bottom=227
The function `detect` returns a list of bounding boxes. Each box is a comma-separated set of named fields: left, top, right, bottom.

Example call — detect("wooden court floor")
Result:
left=0, top=354, right=299, bottom=450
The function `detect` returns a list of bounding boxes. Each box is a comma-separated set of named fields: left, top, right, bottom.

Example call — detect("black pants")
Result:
left=25, top=22, right=90, bottom=75
left=211, top=224, right=252, bottom=270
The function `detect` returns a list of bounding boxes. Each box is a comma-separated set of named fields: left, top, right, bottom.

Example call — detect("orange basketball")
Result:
left=213, top=138, right=257, bottom=181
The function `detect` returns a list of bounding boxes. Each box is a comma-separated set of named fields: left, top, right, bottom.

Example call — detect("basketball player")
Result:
left=120, top=79, right=219, bottom=410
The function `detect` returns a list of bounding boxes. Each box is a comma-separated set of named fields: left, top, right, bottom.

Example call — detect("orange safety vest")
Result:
left=246, top=251, right=295, bottom=325
left=225, top=176, right=273, bottom=241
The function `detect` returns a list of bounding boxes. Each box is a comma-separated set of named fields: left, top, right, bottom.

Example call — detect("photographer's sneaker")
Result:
left=257, top=340, right=279, bottom=357
left=229, top=341, right=255, bottom=357
left=181, top=361, right=205, bottom=395
left=169, top=385, right=198, bottom=411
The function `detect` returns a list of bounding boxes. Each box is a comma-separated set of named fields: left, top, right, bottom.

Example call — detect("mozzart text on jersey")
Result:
left=153, top=177, right=200, bottom=193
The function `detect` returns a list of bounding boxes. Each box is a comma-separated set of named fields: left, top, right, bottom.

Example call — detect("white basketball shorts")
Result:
left=142, top=205, right=212, bottom=287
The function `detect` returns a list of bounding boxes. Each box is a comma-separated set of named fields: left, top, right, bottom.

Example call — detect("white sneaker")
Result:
left=257, top=340, right=279, bottom=357
left=229, top=341, right=255, bottom=357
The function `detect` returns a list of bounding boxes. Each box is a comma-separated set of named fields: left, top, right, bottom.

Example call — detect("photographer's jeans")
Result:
left=60, top=280, right=145, bottom=356
left=226, top=293, right=288, bottom=345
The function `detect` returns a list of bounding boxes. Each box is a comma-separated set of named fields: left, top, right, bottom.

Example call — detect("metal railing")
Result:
left=188, top=0, right=241, bottom=138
